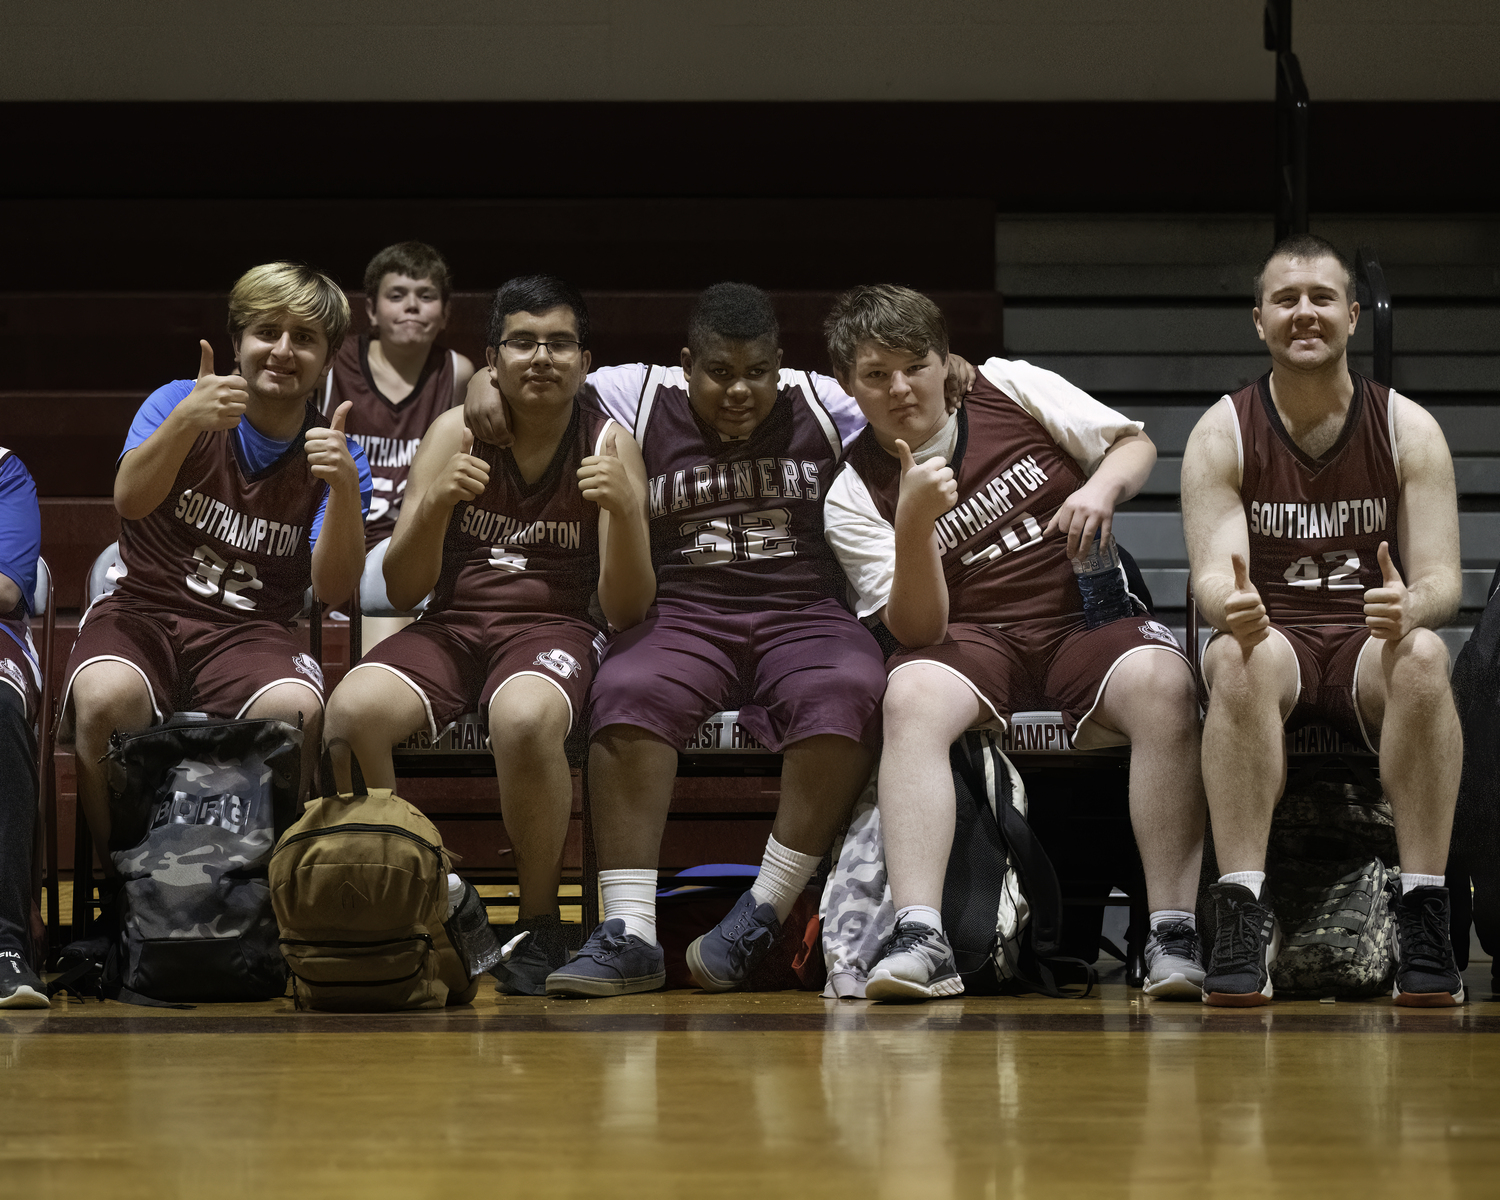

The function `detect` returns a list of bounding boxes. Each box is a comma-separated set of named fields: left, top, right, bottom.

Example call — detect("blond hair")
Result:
left=227, top=262, right=351, bottom=357
left=823, top=284, right=948, bottom=380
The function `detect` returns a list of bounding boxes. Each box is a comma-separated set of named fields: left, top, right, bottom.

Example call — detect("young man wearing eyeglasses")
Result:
left=322, top=276, right=655, bottom=994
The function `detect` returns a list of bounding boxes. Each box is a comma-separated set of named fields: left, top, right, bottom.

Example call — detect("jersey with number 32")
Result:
left=1229, top=371, right=1403, bottom=626
left=118, top=407, right=325, bottom=624
left=631, top=367, right=850, bottom=611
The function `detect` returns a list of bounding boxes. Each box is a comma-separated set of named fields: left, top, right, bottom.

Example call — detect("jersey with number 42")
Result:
left=1229, top=371, right=1403, bottom=626
left=117, top=407, right=326, bottom=624
left=631, top=367, right=849, bottom=611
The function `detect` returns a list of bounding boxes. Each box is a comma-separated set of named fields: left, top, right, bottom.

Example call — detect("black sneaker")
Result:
left=1202, top=883, right=1280, bottom=1007
left=1392, top=885, right=1464, bottom=1007
left=0, top=950, right=49, bottom=1009
left=492, top=913, right=572, bottom=996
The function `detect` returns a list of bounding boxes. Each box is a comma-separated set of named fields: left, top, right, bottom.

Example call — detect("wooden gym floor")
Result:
left=3, top=963, right=1498, bottom=1198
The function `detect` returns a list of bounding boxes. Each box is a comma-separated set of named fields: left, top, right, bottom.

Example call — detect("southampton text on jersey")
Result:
left=459, top=505, right=584, bottom=550
left=171, top=490, right=305, bottom=557
left=1248, top=497, right=1390, bottom=540
left=934, top=453, right=1051, bottom=561
left=648, top=457, right=822, bottom=520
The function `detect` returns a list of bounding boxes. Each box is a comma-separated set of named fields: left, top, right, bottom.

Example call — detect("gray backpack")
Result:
left=103, top=715, right=300, bottom=1004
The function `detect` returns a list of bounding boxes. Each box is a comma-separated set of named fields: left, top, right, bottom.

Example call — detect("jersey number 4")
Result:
left=679, top=508, right=796, bottom=566
left=186, top=544, right=264, bottom=611
left=1283, top=549, right=1363, bottom=590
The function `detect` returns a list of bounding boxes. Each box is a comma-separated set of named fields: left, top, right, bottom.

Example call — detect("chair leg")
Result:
left=1126, top=897, right=1148, bottom=989
left=580, top=762, right=599, bottom=932
left=72, top=803, right=95, bottom=940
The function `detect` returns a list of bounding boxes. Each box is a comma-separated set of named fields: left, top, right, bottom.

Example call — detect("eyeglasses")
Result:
left=497, top=338, right=583, bottom=362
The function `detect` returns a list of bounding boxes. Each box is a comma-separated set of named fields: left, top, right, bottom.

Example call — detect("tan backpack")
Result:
left=269, top=756, right=479, bottom=1011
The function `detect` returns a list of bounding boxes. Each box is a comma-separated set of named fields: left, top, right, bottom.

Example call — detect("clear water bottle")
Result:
left=1072, top=531, right=1134, bottom=629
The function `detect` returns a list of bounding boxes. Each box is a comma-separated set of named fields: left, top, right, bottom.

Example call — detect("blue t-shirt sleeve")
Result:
left=121, top=379, right=196, bottom=461
left=0, top=453, right=41, bottom=614
left=309, top=438, right=373, bottom=548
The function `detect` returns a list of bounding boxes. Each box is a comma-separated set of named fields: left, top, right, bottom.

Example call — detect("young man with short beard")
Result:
left=1182, top=234, right=1464, bottom=1006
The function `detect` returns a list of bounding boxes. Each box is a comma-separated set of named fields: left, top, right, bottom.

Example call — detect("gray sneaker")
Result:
left=1142, top=919, right=1206, bottom=1000
left=686, top=890, right=780, bottom=992
left=546, top=919, right=666, bottom=998
left=0, top=951, right=49, bottom=1009
left=492, top=913, right=572, bottom=996
left=865, top=920, right=964, bottom=1003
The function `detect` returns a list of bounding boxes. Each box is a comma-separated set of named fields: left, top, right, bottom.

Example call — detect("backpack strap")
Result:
left=317, top=746, right=369, bottom=798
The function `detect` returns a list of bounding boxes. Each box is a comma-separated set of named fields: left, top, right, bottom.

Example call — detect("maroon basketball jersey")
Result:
left=325, top=335, right=457, bottom=547
left=1231, top=372, right=1402, bottom=625
left=118, top=407, right=323, bottom=624
left=428, top=401, right=612, bottom=622
left=842, top=373, right=1089, bottom=628
left=628, top=366, right=848, bottom=610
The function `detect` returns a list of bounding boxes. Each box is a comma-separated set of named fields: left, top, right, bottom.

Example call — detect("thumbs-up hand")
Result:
left=304, top=399, right=359, bottom=495
left=463, top=366, right=514, bottom=449
left=894, top=438, right=958, bottom=529
left=177, top=339, right=248, bottom=433
left=1363, top=540, right=1411, bottom=641
left=1224, top=552, right=1270, bottom=648
left=432, top=419, right=490, bottom=510
left=578, top=424, right=636, bottom=516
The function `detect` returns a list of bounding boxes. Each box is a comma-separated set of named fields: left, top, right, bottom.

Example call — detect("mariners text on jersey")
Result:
left=172, top=489, right=306, bottom=557
left=647, top=457, right=823, bottom=520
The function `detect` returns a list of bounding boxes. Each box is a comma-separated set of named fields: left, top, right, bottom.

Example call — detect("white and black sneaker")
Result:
left=865, top=919, right=964, bottom=1003
left=1392, top=885, right=1465, bottom=1007
left=0, top=950, right=49, bottom=1009
left=1142, top=919, right=1206, bottom=1000
left=1202, top=883, right=1280, bottom=1007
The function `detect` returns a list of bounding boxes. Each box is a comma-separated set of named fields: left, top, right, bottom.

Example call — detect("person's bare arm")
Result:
left=385, top=407, right=488, bottom=611
left=1182, top=403, right=1268, bottom=645
left=462, top=365, right=513, bottom=448
left=1044, top=428, right=1157, bottom=558
left=881, top=439, right=958, bottom=648
left=1366, top=397, right=1462, bottom=638
left=116, top=341, right=248, bottom=519
left=307, top=401, right=364, bottom=608
left=0, top=573, right=20, bottom=612
left=579, top=424, right=655, bottom=630
left=450, top=352, right=476, bottom=407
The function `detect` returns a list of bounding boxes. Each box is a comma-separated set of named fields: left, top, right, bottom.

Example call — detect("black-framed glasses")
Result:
left=497, top=338, right=583, bottom=362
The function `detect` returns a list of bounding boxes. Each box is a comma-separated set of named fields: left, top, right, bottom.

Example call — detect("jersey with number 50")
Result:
left=632, top=367, right=850, bottom=611
left=1229, top=371, right=1403, bottom=626
left=117, top=408, right=325, bottom=623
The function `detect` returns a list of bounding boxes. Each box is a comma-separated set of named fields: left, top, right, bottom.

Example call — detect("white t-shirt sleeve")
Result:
left=808, top=372, right=867, bottom=448
left=977, top=358, right=1144, bottom=476
left=583, top=364, right=648, bottom=429
left=824, top=466, right=896, bottom=620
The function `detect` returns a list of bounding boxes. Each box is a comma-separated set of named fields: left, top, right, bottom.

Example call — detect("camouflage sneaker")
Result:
left=865, top=919, right=964, bottom=1003
left=1392, top=886, right=1464, bottom=1007
left=1203, top=883, right=1281, bottom=1007
left=491, top=913, right=572, bottom=997
left=1142, top=919, right=1205, bottom=1000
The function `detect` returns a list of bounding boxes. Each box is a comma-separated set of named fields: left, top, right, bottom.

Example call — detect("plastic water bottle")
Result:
left=1072, top=531, right=1133, bottom=629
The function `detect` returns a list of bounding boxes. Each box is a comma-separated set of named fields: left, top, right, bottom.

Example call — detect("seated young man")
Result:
left=323, top=276, right=655, bottom=996
left=469, top=282, right=891, bottom=996
left=0, top=448, right=46, bottom=1007
left=1182, top=234, right=1465, bottom=1006
left=62, top=262, right=370, bottom=862
left=325, top=241, right=475, bottom=647
left=823, top=284, right=1208, bottom=1002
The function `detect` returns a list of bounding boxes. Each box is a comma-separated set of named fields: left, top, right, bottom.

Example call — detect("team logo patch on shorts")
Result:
left=0, top=657, right=28, bottom=697
left=534, top=649, right=582, bottom=679
left=1139, top=620, right=1181, bottom=648
left=293, top=653, right=325, bottom=689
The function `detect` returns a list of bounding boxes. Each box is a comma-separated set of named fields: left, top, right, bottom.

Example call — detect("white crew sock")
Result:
left=1149, top=909, right=1196, bottom=931
left=1219, top=871, right=1266, bottom=900
left=895, top=904, right=945, bottom=933
left=600, top=869, right=658, bottom=944
left=749, top=834, right=823, bottom=922
left=1401, top=872, right=1445, bottom=895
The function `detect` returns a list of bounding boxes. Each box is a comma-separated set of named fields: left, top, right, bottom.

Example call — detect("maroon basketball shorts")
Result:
left=349, top=609, right=603, bottom=740
left=589, top=598, right=886, bottom=752
left=0, top=630, right=40, bottom=724
left=61, top=593, right=324, bottom=730
left=887, top=615, right=1190, bottom=747
left=1208, top=621, right=1374, bottom=751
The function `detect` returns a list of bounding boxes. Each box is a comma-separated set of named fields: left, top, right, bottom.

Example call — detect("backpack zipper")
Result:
left=274, top=823, right=443, bottom=859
